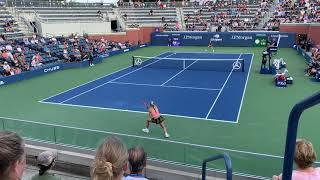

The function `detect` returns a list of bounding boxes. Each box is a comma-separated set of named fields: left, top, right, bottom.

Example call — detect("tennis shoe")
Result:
left=165, top=133, right=170, bottom=138
left=142, top=128, right=149, bottom=133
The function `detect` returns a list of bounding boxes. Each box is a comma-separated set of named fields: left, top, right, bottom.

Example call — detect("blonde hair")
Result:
left=294, top=139, right=317, bottom=169
left=91, top=136, right=128, bottom=180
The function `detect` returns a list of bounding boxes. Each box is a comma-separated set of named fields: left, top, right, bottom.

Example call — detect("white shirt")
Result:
left=3, top=64, right=10, bottom=70
left=5, top=45, right=12, bottom=51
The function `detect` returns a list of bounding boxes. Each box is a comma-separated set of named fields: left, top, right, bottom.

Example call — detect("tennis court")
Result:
left=40, top=52, right=253, bottom=122
left=2, top=46, right=320, bottom=178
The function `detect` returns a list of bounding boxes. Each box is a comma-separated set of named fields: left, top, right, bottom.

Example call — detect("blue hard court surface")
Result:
left=41, top=52, right=253, bottom=123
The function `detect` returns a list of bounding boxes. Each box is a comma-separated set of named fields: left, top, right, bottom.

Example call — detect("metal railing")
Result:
left=202, top=153, right=232, bottom=180
left=282, top=91, right=320, bottom=180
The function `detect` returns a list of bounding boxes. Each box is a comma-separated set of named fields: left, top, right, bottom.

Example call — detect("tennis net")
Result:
left=132, top=56, right=245, bottom=72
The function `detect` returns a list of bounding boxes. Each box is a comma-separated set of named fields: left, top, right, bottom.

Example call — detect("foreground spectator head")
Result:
left=128, top=146, right=147, bottom=176
left=0, top=131, right=26, bottom=180
left=294, top=139, right=316, bottom=169
left=91, top=136, right=128, bottom=180
left=272, top=139, right=320, bottom=180
left=35, top=151, right=58, bottom=176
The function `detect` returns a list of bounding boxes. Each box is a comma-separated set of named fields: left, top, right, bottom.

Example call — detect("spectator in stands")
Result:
left=125, top=146, right=148, bottom=180
left=23, top=37, right=31, bottom=46
left=16, top=52, right=30, bottom=71
left=97, top=10, right=102, bottom=18
left=2, top=49, right=14, bottom=62
left=161, top=16, right=165, bottom=22
left=31, top=150, right=61, bottom=180
left=272, top=139, right=320, bottom=179
left=149, top=9, right=153, bottom=16
left=63, top=48, right=71, bottom=61
left=91, top=136, right=129, bottom=180
left=0, top=131, right=26, bottom=180
left=72, top=47, right=82, bottom=61
left=2, top=61, right=11, bottom=76
left=31, top=53, right=43, bottom=67
left=43, top=46, right=51, bottom=57
left=13, top=67, right=21, bottom=75
left=123, top=13, right=128, bottom=20
left=311, top=46, right=320, bottom=58
left=0, top=34, right=5, bottom=44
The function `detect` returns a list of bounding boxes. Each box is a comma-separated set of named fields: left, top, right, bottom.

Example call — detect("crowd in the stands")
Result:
left=184, top=0, right=271, bottom=31
left=3, top=19, right=15, bottom=33
left=273, top=0, right=320, bottom=23
left=305, top=42, right=320, bottom=77
left=265, top=0, right=320, bottom=30
left=0, top=34, right=134, bottom=77
left=119, top=0, right=320, bottom=32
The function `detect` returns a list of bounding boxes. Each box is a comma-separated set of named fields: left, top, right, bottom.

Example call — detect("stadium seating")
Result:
left=183, top=1, right=271, bottom=31
left=120, top=7, right=177, bottom=30
left=0, top=6, right=24, bottom=39
left=272, top=0, right=320, bottom=24
left=15, top=6, right=114, bottom=22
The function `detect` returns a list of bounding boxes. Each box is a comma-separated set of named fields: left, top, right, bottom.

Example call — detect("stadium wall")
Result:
left=0, top=44, right=148, bottom=87
left=151, top=32, right=296, bottom=47
left=88, top=27, right=157, bottom=44
left=280, top=23, right=320, bottom=45
left=37, top=21, right=112, bottom=37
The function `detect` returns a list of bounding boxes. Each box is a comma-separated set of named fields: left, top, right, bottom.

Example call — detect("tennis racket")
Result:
left=142, top=100, right=148, bottom=109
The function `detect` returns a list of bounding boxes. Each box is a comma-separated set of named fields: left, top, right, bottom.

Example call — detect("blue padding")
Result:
left=152, top=32, right=296, bottom=47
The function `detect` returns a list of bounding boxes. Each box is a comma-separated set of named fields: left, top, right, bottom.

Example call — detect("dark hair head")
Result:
left=128, top=146, right=147, bottom=174
left=0, top=131, right=25, bottom=178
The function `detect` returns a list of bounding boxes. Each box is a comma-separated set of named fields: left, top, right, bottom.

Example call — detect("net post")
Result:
left=242, top=59, right=245, bottom=72
left=183, top=59, right=186, bottom=69
left=132, top=56, right=135, bottom=67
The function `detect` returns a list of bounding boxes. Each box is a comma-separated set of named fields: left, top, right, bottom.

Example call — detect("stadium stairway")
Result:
left=176, top=7, right=184, bottom=30
left=257, top=1, right=277, bottom=29
left=24, top=139, right=257, bottom=180
left=113, top=8, right=127, bottom=31
left=0, top=6, right=27, bottom=39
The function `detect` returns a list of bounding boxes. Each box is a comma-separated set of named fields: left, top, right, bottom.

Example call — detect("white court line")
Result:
left=160, top=59, right=199, bottom=86
left=40, top=101, right=237, bottom=123
left=0, top=115, right=282, bottom=159
left=109, top=81, right=220, bottom=91
left=39, top=51, right=171, bottom=102
left=173, top=51, right=253, bottom=55
left=235, top=53, right=254, bottom=123
left=205, top=53, right=243, bottom=119
left=59, top=53, right=175, bottom=104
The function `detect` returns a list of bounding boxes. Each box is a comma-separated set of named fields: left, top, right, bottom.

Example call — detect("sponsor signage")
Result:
left=152, top=32, right=295, bottom=47
left=43, top=66, right=60, bottom=73
left=230, top=35, right=253, bottom=40
left=210, top=34, right=223, bottom=42
left=183, top=35, right=203, bottom=40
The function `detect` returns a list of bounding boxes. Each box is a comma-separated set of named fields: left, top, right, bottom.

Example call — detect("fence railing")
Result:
left=282, top=91, right=320, bottom=180
left=202, top=153, right=232, bottom=180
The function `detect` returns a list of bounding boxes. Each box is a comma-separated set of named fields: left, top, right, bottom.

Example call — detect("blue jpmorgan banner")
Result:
left=151, top=32, right=296, bottom=48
